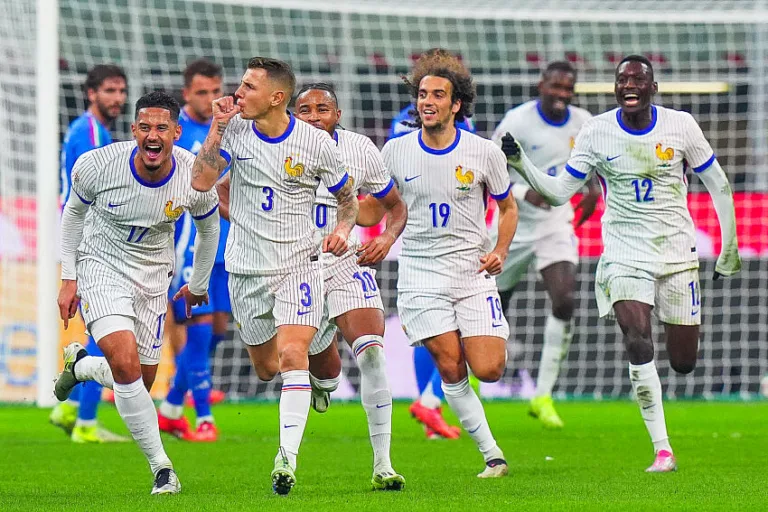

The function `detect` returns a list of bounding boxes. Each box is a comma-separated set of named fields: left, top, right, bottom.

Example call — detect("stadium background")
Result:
left=1, top=0, right=767, bottom=403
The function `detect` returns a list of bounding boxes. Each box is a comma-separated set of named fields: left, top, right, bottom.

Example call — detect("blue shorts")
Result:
left=168, top=262, right=231, bottom=323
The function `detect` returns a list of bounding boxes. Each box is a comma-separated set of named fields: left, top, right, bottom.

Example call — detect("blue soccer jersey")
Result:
left=60, top=112, right=113, bottom=204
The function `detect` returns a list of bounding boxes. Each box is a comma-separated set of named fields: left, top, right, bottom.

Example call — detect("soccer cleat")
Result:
left=49, top=402, right=78, bottom=435
left=310, top=388, right=331, bottom=414
left=157, top=411, right=197, bottom=441
left=53, top=342, right=87, bottom=402
left=184, top=389, right=226, bottom=407
left=529, top=395, right=564, bottom=429
left=194, top=421, right=218, bottom=442
left=477, top=458, right=509, bottom=478
left=271, top=448, right=296, bottom=495
left=409, top=401, right=460, bottom=439
left=71, top=425, right=131, bottom=443
left=645, top=450, right=677, bottom=473
left=151, top=468, right=181, bottom=495
left=372, top=470, right=406, bottom=491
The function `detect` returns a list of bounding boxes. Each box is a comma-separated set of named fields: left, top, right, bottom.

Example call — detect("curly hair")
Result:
left=402, top=48, right=476, bottom=124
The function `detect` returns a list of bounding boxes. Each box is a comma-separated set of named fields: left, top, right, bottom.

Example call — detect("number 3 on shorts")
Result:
left=299, top=283, right=312, bottom=307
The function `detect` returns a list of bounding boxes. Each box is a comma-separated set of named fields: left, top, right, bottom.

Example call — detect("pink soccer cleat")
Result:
left=645, top=450, right=677, bottom=473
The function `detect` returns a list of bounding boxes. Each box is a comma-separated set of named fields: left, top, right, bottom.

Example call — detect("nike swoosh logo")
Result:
left=468, top=424, right=481, bottom=434
left=376, top=403, right=391, bottom=409
left=692, top=311, right=699, bottom=316
left=642, top=405, right=654, bottom=410
left=492, top=322, right=503, bottom=328
left=151, top=343, right=162, bottom=349
left=530, top=145, right=541, bottom=150
left=236, top=156, right=253, bottom=161
left=283, top=424, right=298, bottom=428
left=606, top=155, right=621, bottom=162
left=297, top=310, right=312, bottom=316
left=404, top=175, right=421, bottom=182
left=108, top=202, right=127, bottom=208
left=364, top=294, right=377, bottom=300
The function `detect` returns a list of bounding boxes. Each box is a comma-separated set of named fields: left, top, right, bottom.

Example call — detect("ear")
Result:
left=174, top=123, right=182, bottom=142
left=451, top=99, right=461, bottom=115
left=652, top=81, right=659, bottom=95
left=181, top=87, right=191, bottom=104
left=86, top=88, right=97, bottom=105
left=130, top=122, right=137, bottom=139
left=336, top=108, right=343, bottom=124
left=272, top=90, right=286, bottom=107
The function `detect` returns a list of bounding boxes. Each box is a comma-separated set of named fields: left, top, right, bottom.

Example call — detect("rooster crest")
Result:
left=655, top=143, right=674, bottom=161
left=284, top=156, right=305, bottom=177
left=455, top=165, right=474, bottom=190
left=164, top=200, right=183, bottom=221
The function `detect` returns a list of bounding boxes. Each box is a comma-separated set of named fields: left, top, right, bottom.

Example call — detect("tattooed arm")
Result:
left=192, top=96, right=239, bottom=192
left=322, top=178, right=359, bottom=256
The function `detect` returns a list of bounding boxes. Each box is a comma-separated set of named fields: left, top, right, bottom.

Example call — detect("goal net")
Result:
left=2, top=0, right=767, bottom=403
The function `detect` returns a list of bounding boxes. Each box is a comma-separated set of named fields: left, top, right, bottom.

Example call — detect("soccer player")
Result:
left=382, top=49, right=518, bottom=478
left=158, top=58, right=228, bottom=441
left=503, top=55, right=741, bottom=472
left=388, top=51, right=477, bottom=441
left=50, top=64, right=130, bottom=444
left=191, top=57, right=357, bottom=495
left=54, top=91, right=220, bottom=494
left=292, top=83, right=407, bottom=490
left=490, top=61, right=601, bottom=429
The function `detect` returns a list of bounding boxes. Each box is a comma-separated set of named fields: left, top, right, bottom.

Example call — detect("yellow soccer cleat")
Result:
left=529, top=395, right=564, bottom=429
left=71, top=425, right=131, bottom=444
left=49, top=402, right=78, bottom=435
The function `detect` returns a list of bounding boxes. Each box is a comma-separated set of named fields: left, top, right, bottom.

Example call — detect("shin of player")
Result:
left=294, top=84, right=407, bottom=490
left=192, top=58, right=357, bottom=495
left=55, top=91, right=220, bottom=494
left=503, top=55, right=741, bottom=472
left=382, top=49, right=518, bottom=478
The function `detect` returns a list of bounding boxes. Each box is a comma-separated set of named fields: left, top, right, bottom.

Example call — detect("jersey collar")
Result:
left=418, top=127, right=461, bottom=155
left=616, top=105, right=658, bottom=136
left=252, top=111, right=295, bottom=144
left=130, top=146, right=176, bottom=188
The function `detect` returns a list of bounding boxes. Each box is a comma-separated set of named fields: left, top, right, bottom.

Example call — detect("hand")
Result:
left=357, top=232, right=396, bottom=266
left=57, top=279, right=80, bottom=329
left=212, top=96, right=241, bottom=125
left=172, top=284, right=209, bottom=319
left=322, top=231, right=349, bottom=257
left=524, top=189, right=551, bottom=210
left=574, top=190, right=600, bottom=227
left=478, top=250, right=506, bottom=276
left=500, top=133, right=521, bottom=160
left=713, top=249, right=742, bottom=281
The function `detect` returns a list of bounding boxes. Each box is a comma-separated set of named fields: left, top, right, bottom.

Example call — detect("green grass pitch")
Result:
left=0, top=401, right=765, bottom=511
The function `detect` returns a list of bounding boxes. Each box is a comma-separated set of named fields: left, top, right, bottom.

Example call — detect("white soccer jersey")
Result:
left=220, top=114, right=349, bottom=275
left=68, top=141, right=219, bottom=295
left=382, top=129, right=511, bottom=290
left=565, top=105, right=716, bottom=270
left=314, top=129, right=394, bottom=242
left=492, top=100, right=591, bottom=239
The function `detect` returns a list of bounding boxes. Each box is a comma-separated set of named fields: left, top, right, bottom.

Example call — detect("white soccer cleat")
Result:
left=151, top=468, right=181, bottom=495
left=645, top=450, right=677, bottom=473
left=311, top=388, right=330, bottom=414
left=477, top=458, right=508, bottom=478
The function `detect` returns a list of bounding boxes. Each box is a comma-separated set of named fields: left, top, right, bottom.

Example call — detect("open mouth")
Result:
left=623, top=93, right=640, bottom=107
left=144, top=143, right=162, bottom=160
left=421, top=108, right=436, bottom=120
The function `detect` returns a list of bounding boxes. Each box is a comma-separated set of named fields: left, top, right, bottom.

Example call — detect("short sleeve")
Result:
left=485, top=144, right=512, bottom=199
left=380, top=141, right=400, bottom=189
left=564, top=121, right=597, bottom=180
left=317, top=137, right=349, bottom=193
left=363, top=140, right=394, bottom=198
left=188, top=188, right=220, bottom=220
left=682, top=112, right=716, bottom=173
left=69, top=153, right=99, bottom=205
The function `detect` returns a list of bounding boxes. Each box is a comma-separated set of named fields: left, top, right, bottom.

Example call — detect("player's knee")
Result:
left=670, top=358, right=696, bottom=375
left=254, top=363, right=278, bottom=382
left=625, top=336, right=654, bottom=364
left=552, top=294, right=575, bottom=321
left=435, top=359, right=468, bottom=384
left=109, top=355, right=141, bottom=384
left=277, top=344, right=308, bottom=373
left=473, top=360, right=505, bottom=383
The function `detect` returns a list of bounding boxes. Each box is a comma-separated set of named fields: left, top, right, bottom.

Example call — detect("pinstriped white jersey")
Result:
left=565, top=105, right=716, bottom=270
left=491, top=101, right=591, bottom=238
left=382, top=129, right=511, bottom=290
left=220, top=114, right=349, bottom=275
left=314, top=129, right=394, bottom=244
left=69, top=141, right=219, bottom=295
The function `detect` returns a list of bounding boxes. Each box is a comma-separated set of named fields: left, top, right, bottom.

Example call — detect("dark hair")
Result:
left=543, top=60, right=577, bottom=82
left=183, top=58, right=222, bottom=87
left=402, top=48, right=475, bottom=123
left=246, top=57, right=296, bottom=100
left=134, top=91, right=180, bottom=122
left=84, top=64, right=127, bottom=94
left=617, top=54, right=654, bottom=80
left=295, top=82, right=339, bottom=108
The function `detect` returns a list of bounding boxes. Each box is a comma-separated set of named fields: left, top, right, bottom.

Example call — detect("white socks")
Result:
left=309, top=372, right=340, bottom=393
left=419, top=382, right=441, bottom=409
left=74, top=356, right=114, bottom=389
left=279, top=369, right=312, bottom=468
left=535, top=315, right=572, bottom=397
left=113, top=378, right=172, bottom=476
left=629, top=361, right=672, bottom=454
left=352, top=335, right=393, bottom=473
left=442, top=378, right=504, bottom=463
left=158, top=401, right=184, bottom=420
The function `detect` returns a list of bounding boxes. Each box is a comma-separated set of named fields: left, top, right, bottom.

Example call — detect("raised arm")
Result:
left=192, top=96, right=239, bottom=192
left=696, top=160, right=741, bottom=279
left=501, top=133, right=589, bottom=206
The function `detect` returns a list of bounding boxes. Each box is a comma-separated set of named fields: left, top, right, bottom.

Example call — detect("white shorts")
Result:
left=229, top=270, right=324, bottom=346
left=78, top=260, right=169, bottom=365
left=309, top=253, right=384, bottom=356
left=595, top=259, right=701, bottom=326
left=398, top=284, right=510, bottom=346
left=495, top=228, right=579, bottom=292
